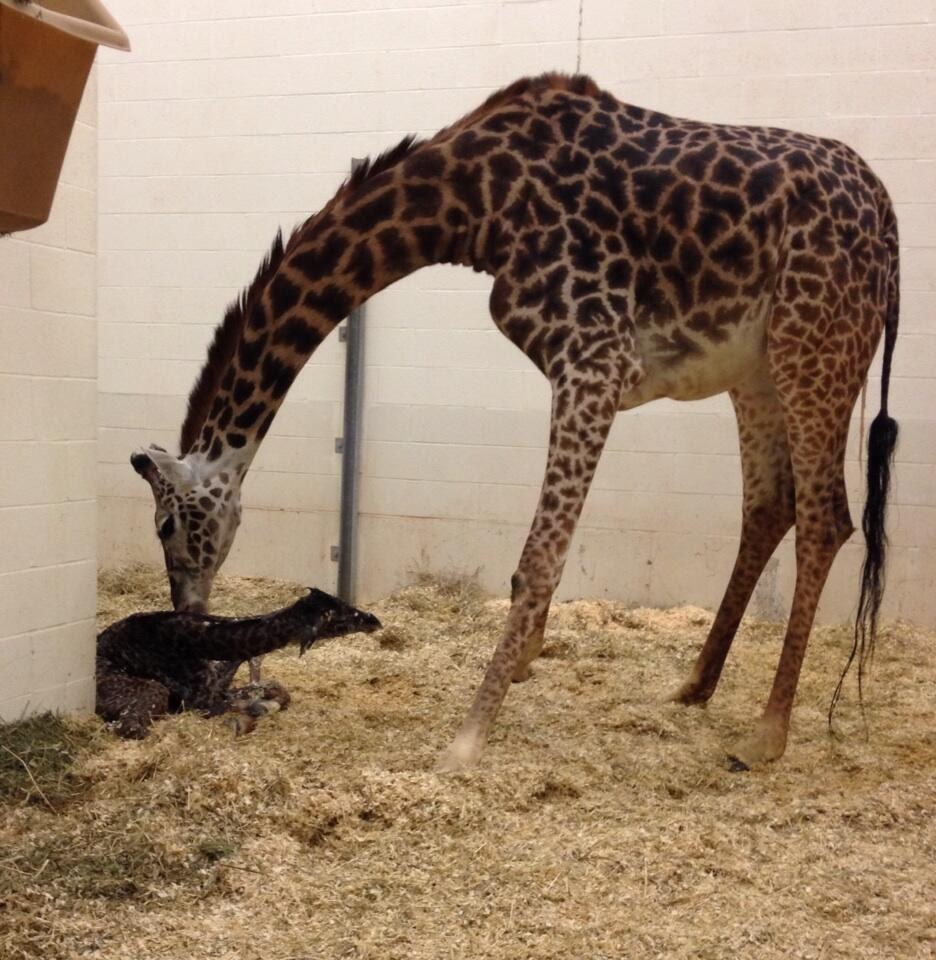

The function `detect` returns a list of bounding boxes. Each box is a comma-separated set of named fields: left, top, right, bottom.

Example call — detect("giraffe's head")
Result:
left=131, top=445, right=242, bottom=613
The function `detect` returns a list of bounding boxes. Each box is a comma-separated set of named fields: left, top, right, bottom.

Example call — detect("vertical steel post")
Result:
left=336, top=157, right=367, bottom=602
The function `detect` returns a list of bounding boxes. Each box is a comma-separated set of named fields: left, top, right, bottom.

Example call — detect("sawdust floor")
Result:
left=1, top=565, right=934, bottom=960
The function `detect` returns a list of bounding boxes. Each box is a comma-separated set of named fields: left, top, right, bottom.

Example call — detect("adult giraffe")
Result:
left=132, top=73, right=899, bottom=771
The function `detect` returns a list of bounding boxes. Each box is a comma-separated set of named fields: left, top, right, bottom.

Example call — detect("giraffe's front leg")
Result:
left=436, top=365, right=624, bottom=773
left=225, top=678, right=292, bottom=726
left=248, top=656, right=263, bottom=684
left=510, top=597, right=548, bottom=683
left=437, top=562, right=562, bottom=772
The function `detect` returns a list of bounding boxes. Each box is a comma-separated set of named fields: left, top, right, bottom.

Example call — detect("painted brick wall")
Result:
left=0, top=73, right=98, bottom=722
left=97, top=1, right=935, bottom=625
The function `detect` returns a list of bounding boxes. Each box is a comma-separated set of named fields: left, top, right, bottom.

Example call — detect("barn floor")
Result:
left=1, top=566, right=933, bottom=960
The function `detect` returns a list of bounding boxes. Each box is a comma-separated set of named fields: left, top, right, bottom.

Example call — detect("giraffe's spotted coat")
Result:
left=132, top=73, right=899, bottom=771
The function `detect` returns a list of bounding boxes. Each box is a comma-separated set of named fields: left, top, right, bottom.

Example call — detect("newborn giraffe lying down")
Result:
left=96, top=588, right=381, bottom=738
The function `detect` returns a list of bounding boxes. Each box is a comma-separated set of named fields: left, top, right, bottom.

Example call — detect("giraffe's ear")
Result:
left=130, top=446, right=196, bottom=488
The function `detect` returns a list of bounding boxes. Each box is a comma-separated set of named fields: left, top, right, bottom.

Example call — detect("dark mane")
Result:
left=179, top=139, right=428, bottom=457
left=451, top=72, right=603, bottom=127
left=178, top=73, right=605, bottom=456
left=338, top=75, right=602, bottom=199
left=342, top=134, right=423, bottom=193
left=179, top=228, right=294, bottom=455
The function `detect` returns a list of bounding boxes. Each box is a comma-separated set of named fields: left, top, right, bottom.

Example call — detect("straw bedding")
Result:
left=1, top=565, right=933, bottom=959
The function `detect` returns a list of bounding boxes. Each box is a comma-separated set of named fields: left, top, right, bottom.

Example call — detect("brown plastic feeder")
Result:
left=0, top=0, right=129, bottom=234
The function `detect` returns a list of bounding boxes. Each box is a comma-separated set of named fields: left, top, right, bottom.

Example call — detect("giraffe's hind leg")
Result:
left=671, top=364, right=795, bottom=705
left=96, top=673, right=171, bottom=739
left=728, top=315, right=865, bottom=768
left=728, top=452, right=852, bottom=768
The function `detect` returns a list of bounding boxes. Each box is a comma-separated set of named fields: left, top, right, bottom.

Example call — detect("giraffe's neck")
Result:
left=186, top=144, right=501, bottom=475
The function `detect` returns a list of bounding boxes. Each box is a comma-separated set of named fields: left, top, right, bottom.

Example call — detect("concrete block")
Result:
left=361, top=403, right=414, bottom=443
left=252, top=435, right=340, bottom=476
left=0, top=374, right=34, bottom=441
left=869, top=159, right=936, bottom=205
left=872, top=116, right=936, bottom=162
left=662, top=0, right=751, bottom=35
left=874, top=24, right=936, bottom=72
left=0, top=500, right=96, bottom=574
left=830, top=72, right=936, bottom=120
left=0, top=442, right=70, bottom=507
left=60, top=120, right=97, bottom=192
left=0, top=560, right=96, bottom=639
left=902, top=248, right=936, bottom=293
left=30, top=378, right=96, bottom=441
left=225, top=505, right=338, bottom=587
left=582, top=36, right=702, bottom=82
left=475, top=481, right=537, bottom=524
left=892, top=203, right=936, bottom=248
left=0, top=239, right=31, bottom=308
left=245, top=470, right=340, bottom=513
left=30, top=620, right=96, bottom=691
left=405, top=405, right=549, bottom=449
left=29, top=246, right=95, bottom=317
left=360, top=476, right=480, bottom=521
left=584, top=0, right=661, bottom=38
left=76, top=66, right=97, bottom=126
left=56, top=675, right=96, bottom=715
left=63, top=185, right=97, bottom=253
left=0, top=694, right=31, bottom=725
left=0, top=633, right=33, bottom=707
left=268, top=400, right=339, bottom=440
left=98, top=357, right=200, bottom=396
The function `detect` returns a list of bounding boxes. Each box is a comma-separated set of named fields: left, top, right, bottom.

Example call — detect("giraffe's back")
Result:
left=441, top=74, right=894, bottom=403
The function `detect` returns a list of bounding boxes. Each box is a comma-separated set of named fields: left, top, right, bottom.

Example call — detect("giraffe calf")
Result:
left=95, top=588, right=381, bottom=738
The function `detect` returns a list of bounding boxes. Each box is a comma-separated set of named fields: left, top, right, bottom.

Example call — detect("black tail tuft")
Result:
left=829, top=201, right=900, bottom=724
left=829, top=411, right=899, bottom=723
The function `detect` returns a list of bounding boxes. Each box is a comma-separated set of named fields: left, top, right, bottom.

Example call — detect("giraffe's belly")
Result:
left=623, top=299, right=770, bottom=410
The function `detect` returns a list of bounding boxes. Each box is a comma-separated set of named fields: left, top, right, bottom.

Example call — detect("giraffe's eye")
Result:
left=158, top=515, right=176, bottom=540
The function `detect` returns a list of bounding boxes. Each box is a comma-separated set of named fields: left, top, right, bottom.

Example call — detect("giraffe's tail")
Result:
left=829, top=198, right=900, bottom=723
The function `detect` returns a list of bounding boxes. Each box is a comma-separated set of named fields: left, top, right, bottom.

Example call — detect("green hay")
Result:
left=0, top=713, right=104, bottom=809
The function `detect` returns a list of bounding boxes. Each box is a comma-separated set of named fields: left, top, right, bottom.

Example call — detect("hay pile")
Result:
left=1, top=566, right=933, bottom=959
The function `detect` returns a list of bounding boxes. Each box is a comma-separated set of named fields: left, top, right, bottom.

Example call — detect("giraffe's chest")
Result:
left=623, top=296, right=771, bottom=409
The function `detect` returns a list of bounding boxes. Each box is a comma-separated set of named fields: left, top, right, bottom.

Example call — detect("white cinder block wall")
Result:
left=97, top=1, right=935, bottom=625
left=0, top=73, right=98, bottom=722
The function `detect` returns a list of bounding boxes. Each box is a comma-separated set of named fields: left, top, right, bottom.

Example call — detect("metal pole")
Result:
left=336, top=157, right=367, bottom=602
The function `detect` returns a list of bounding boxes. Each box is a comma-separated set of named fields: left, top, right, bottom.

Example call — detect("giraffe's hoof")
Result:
left=727, top=755, right=750, bottom=773
left=434, top=733, right=483, bottom=774
left=728, top=722, right=787, bottom=769
left=259, top=680, right=291, bottom=710
left=113, top=719, right=150, bottom=740
left=227, top=714, right=257, bottom=736
left=667, top=681, right=714, bottom=706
